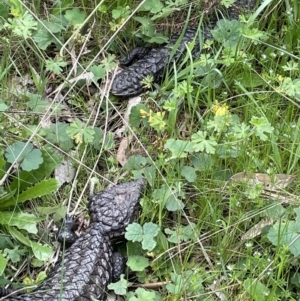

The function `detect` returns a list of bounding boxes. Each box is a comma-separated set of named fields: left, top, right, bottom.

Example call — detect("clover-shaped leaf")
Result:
left=5, top=142, right=43, bottom=171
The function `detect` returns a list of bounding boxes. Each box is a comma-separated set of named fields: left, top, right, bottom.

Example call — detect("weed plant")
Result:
left=0, top=0, right=300, bottom=300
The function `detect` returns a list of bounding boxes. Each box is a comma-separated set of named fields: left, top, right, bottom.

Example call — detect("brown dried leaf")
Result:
left=116, top=135, right=133, bottom=167
left=241, top=218, right=275, bottom=241
left=229, top=172, right=296, bottom=191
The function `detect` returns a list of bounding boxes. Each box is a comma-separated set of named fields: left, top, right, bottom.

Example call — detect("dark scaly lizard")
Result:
left=111, top=0, right=257, bottom=97
left=2, top=179, right=145, bottom=301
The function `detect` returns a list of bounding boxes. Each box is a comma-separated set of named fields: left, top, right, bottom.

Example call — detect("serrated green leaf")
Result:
left=0, top=179, right=59, bottom=209
left=250, top=116, right=274, bottom=141
left=66, top=118, right=95, bottom=144
left=37, top=205, right=67, bottom=222
left=90, top=65, right=106, bottom=81
left=126, top=222, right=160, bottom=251
left=33, top=27, right=58, bottom=50
left=211, top=19, right=242, bottom=48
left=7, top=226, right=31, bottom=247
left=191, top=131, right=218, bottom=154
left=92, top=128, right=115, bottom=151
left=4, top=246, right=25, bottom=264
left=164, top=139, right=194, bottom=159
left=108, top=275, right=131, bottom=294
left=125, top=223, right=143, bottom=242
left=45, top=57, right=67, bottom=75
left=127, top=256, right=149, bottom=271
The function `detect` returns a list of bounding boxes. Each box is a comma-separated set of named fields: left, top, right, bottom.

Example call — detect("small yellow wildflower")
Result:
left=140, top=109, right=150, bottom=118
left=278, top=75, right=283, bottom=82
left=211, top=101, right=230, bottom=116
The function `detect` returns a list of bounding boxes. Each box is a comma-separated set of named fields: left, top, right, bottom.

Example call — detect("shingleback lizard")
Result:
left=111, top=0, right=257, bottom=97
left=2, top=179, right=145, bottom=301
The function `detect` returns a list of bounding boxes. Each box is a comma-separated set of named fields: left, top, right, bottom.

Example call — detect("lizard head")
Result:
left=110, top=70, right=145, bottom=97
left=88, top=179, right=146, bottom=236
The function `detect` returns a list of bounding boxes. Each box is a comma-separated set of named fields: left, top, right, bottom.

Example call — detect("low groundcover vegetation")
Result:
left=0, top=0, right=300, bottom=300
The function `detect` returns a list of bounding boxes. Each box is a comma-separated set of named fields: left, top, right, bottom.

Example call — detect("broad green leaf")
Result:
left=92, top=128, right=115, bottom=151
left=10, top=147, right=62, bottom=192
left=0, top=252, right=8, bottom=276
left=5, top=142, right=43, bottom=171
left=267, top=208, right=300, bottom=257
left=36, top=271, right=47, bottom=283
left=147, top=32, right=169, bottom=44
left=27, top=94, right=50, bottom=113
left=130, top=104, right=149, bottom=128
left=0, top=212, right=42, bottom=233
left=7, top=226, right=31, bottom=247
left=128, top=287, right=157, bottom=301
left=33, top=27, right=58, bottom=50
left=17, top=179, right=59, bottom=203
left=37, top=205, right=67, bottom=222
left=164, top=139, right=194, bottom=159
left=127, top=256, right=149, bottom=271
left=40, top=122, right=74, bottom=152
left=212, top=19, right=242, bottom=48
left=133, top=16, right=154, bottom=37
left=51, top=0, right=74, bottom=15
left=181, top=166, right=197, bottom=182
left=191, top=153, right=214, bottom=171
left=0, top=101, right=8, bottom=111
left=244, top=278, right=270, bottom=300
left=64, top=8, right=86, bottom=25
left=139, top=0, right=163, bottom=13
left=40, top=20, right=65, bottom=33
left=0, top=3, right=9, bottom=19
left=31, top=241, right=52, bottom=261
left=125, top=155, right=151, bottom=170
left=0, top=179, right=59, bottom=209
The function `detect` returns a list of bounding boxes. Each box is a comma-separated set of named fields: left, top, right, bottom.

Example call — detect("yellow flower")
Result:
left=278, top=75, right=284, bottom=82
left=140, top=109, right=150, bottom=118
left=211, top=101, right=230, bottom=116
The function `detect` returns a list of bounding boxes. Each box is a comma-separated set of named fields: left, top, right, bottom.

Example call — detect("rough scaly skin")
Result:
left=3, top=179, right=145, bottom=301
left=111, top=0, right=257, bottom=97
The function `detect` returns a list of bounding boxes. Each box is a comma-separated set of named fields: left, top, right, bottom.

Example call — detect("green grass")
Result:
left=1, top=0, right=300, bottom=300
